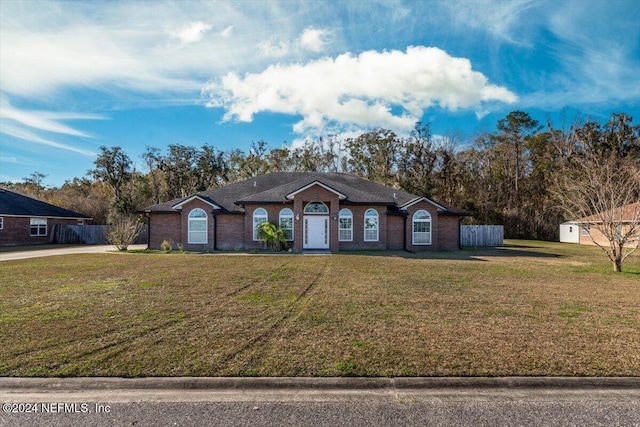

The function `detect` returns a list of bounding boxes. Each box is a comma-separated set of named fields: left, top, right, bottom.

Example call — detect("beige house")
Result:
left=560, top=201, right=640, bottom=247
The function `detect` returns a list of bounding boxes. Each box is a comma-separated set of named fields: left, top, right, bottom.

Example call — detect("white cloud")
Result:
left=220, top=25, right=234, bottom=38
left=169, top=21, right=212, bottom=44
left=300, top=27, right=330, bottom=52
left=1, top=124, right=96, bottom=156
left=0, top=98, right=100, bottom=156
left=203, top=46, right=517, bottom=136
left=257, top=37, right=290, bottom=58
left=443, top=0, right=538, bottom=46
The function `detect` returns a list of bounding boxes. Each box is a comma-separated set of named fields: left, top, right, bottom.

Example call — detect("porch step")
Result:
left=302, top=250, right=332, bottom=255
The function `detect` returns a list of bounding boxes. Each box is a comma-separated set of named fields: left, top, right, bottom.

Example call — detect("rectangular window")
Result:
left=0, top=217, right=3, bottom=230
left=364, top=219, right=378, bottom=241
left=413, top=221, right=431, bottom=245
left=580, top=224, right=590, bottom=236
left=339, top=218, right=352, bottom=241
left=30, top=218, right=47, bottom=236
left=280, top=217, right=294, bottom=241
left=188, top=220, right=207, bottom=244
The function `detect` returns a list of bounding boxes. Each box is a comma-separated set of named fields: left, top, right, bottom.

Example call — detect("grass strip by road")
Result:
left=0, top=240, right=638, bottom=377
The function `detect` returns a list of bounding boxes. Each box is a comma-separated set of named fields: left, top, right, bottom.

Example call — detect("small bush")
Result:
left=107, top=216, right=144, bottom=251
left=160, top=239, right=173, bottom=253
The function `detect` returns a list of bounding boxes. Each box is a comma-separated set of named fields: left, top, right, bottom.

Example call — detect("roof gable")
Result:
left=399, top=197, right=447, bottom=211
left=172, top=195, right=221, bottom=210
left=286, top=181, right=347, bottom=200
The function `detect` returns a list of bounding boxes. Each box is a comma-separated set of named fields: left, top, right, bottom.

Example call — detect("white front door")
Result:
left=303, top=216, right=330, bottom=249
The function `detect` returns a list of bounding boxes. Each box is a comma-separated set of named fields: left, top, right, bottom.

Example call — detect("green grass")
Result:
left=0, top=240, right=638, bottom=377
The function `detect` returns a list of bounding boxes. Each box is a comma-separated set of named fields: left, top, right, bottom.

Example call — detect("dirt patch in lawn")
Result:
left=0, top=240, right=638, bottom=377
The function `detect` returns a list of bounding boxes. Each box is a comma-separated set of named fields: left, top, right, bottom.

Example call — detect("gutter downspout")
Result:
left=212, top=213, right=217, bottom=251
left=146, top=213, right=151, bottom=249
left=403, top=214, right=408, bottom=252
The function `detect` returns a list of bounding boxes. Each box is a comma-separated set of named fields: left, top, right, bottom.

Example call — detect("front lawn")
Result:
left=0, top=240, right=638, bottom=377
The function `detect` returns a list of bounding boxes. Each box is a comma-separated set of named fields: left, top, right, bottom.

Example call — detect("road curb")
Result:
left=1, top=377, right=638, bottom=391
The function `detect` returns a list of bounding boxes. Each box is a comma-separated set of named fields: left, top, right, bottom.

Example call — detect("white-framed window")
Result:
left=338, top=209, right=353, bottom=241
left=253, top=208, right=268, bottom=241
left=0, top=217, right=3, bottom=230
left=30, top=218, right=47, bottom=236
left=188, top=208, right=208, bottom=244
left=581, top=224, right=590, bottom=236
left=364, top=209, right=379, bottom=242
left=279, top=208, right=294, bottom=241
left=412, top=210, right=432, bottom=245
left=304, top=202, right=329, bottom=214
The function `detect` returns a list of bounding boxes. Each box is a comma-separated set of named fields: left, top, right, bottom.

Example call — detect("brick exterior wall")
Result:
left=148, top=213, right=181, bottom=250
left=146, top=185, right=464, bottom=252
left=386, top=214, right=406, bottom=250
left=337, top=204, right=388, bottom=251
left=215, top=213, right=245, bottom=250
left=436, top=216, right=462, bottom=250
left=0, top=216, right=80, bottom=246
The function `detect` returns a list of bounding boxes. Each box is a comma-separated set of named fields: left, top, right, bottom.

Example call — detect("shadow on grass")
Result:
left=337, top=246, right=564, bottom=262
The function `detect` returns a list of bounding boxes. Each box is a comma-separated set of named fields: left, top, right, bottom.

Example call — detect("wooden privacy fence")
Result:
left=51, top=225, right=108, bottom=244
left=51, top=225, right=147, bottom=245
left=460, top=225, right=504, bottom=247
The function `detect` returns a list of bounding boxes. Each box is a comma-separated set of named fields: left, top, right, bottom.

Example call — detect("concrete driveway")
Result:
left=0, top=244, right=148, bottom=261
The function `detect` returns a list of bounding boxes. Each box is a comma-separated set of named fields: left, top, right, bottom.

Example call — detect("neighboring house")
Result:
left=0, top=188, right=91, bottom=246
left=560, top=201, right=640, bottom=246
left=143, top=172, right=469, bottom=252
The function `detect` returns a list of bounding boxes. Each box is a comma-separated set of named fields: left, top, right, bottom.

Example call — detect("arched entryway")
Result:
left=303, top=202, right=330, bottom=249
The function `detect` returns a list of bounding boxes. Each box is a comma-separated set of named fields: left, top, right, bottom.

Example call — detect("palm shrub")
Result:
left=258, top=221, right=288, bottom=251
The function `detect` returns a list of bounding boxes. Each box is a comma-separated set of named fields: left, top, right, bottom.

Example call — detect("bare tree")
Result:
left=556, top=154, right=639, bottom=272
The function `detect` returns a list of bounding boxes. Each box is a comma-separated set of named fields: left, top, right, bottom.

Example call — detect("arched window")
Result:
left=188, top=208, right=207, bottom=244
left=253, top=208, right=268, bottom=241
left=364, top=209, right=379, bottom=242
left=338, top=209, right=353, bottom=242
left=412, top=210, right=432, bottom=245
left=279, top=208, right=294, bottom=241
left=304, top=202, right=329, bottom=214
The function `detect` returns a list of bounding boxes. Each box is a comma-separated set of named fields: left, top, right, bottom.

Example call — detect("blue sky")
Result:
left=1, top=0, right=639, bottom=187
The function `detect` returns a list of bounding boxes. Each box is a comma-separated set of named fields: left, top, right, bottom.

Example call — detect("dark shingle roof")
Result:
left=143, top=172, right=468, bottom=216
left=0, top=188, right=90, bottom=219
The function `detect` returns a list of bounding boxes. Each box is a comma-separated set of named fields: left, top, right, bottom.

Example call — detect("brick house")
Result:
left=143, top=172, right=469, bottom=252
left=0, top=188, right=91, bottom=246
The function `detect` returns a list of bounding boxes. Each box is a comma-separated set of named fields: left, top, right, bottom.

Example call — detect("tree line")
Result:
left=4, top=111, right=639, bottom=242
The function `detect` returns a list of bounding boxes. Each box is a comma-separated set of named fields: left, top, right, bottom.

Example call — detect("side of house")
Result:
left=0, top=189, right=91, bottom=246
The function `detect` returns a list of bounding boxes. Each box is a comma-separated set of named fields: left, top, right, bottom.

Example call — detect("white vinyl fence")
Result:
left=460, top=225, right=504, bottom=247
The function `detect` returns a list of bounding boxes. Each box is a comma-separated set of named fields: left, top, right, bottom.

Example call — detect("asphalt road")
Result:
left=3, top=400, right=639, bottom=427
left=1, top=378, right=638, bottom=427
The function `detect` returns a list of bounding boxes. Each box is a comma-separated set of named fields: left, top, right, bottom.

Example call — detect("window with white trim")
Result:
left=188, top=208, right=208, bottom=244
left=0, top=217, right=3, bottom=230
left=580, top=224, right=590, bottom=236
left=364, top=209, right=379, bottom=242
left=279, top=208, right=294, bottom=241
left=30, top=218, right=47, bottom=236
left=253, top=208, right=268, bottom=241
left=338, top=209, right=353, bottom=241
left=412, top=210, right=432, bottom=245
left=304, top=202, right=329, bottom=214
